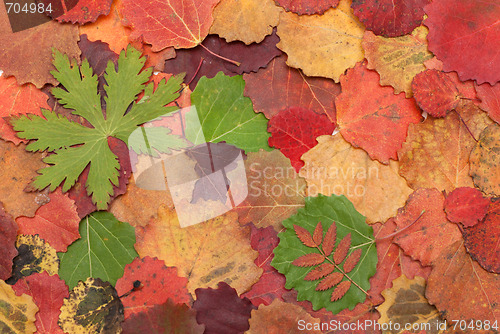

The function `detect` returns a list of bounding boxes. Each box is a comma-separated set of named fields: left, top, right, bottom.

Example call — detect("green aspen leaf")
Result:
left=0, top=280, right=38, bottom=334
left=11, top=46, right=185, bottom=210
left=271, top=194, right=377, bottom=314
left=187, top=72, right=271, bottom=153
left=58, top=212, right=138, bottom=289
left=59, top=277, right=124, bottom=334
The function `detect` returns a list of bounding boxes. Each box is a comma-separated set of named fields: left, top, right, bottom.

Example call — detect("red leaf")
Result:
left=394, top=188, right=462, bottom=266
left=0, top=76, right=48, bottom=145
left=16, top=188, right=80, bottom=252
left=333, top=233, right=351, bottom=265
left=424, top=0, right=500, bottom=84
left=40, top=0, right=113, bottom=24
left=0, top=203, right=18, bottom=281
left=475, top=82, right=500, bottom=124
left=275, top=0, right=339, bottom=15
left=268, top=107, right=335, bottom=172
left=322, top=222, right=336, bottom=256
left=120, top=0, right=220, bottom=51
left=312, top=222, right=323, bottom=246
left=305, top=263, right=336, bottom=281
left=193, top=282, right=255, bottom=334
left=351, top=0, right=430, bottom=37
left=331, top=280, right=351, bottom=302
left=316, top=272, right=343, bottom=291
left=293, top=224, right=316, bottom=248
left=115, top=257, right=191, bottom=319
left=336, top=61, right=422, bottom=163
left=163, top=32, right=281, bottom=90
left=444, top=187, right=490, bottom=227
left=12, top=272, right=69, bottom=334
left=343, top=249, right=362, bottom=273
left=122, top=299, right=204, bottom=334
left=241, top=225, right=287, bottom=306
left=462, top=202, right=500, bottom=273
left=244, top=55, right=340, bottom=122
left=292, top=253, right=325, bottom=267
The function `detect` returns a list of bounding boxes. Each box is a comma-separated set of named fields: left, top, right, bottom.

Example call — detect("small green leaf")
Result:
left=271, top=194, right=377, bottom=314
left=58, top=212, right=138, bottom=289
left=187, top=72, right=271, bottom=153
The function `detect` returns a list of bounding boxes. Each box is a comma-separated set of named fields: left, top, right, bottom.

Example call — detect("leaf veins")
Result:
left=333, top=233, right=351, bottom=265
left=331, top=281, right=351, bottom=302
left=322, top=223, right=337, bottom=256
left=316, top=272, right=343, bottom=291
left=312, top=222, right=323, bottom=246
left=292, top=253, right=324, bottom=267
left=343, top=249, right=362, bottom=273
left=293, top=225, right=316, bottom=248
left=304, top=263, right=335, bottom=281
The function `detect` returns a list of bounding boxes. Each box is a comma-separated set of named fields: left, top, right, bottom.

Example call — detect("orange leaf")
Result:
left=292, top=253, right=324, bottom=267
left=312, top=222, right=323, bottom=246
left=304, top=263, right=335, bottom=281
left=333, top=233, right=351, bottom=265
left=293, top=225, right=316, bottom=248
left=343, top=249, right=362, bottom=273
left=331, top=280, right=351, bottom=302
left=316, top=272, right=343, bottom=291
left=322, top=222, right=336, bottom=256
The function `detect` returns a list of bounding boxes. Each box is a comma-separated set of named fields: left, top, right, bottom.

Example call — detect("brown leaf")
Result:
left=316, top=272, right=343, bottom=291
left=333, top=233, right=351, bottom=265
left=322, top=222, right=337, bottom=256
left=343, top=249, right=362, bottom=273
left=292, top=253, right=325, bottom=267
left=331, top=280, right=351, bottom=301
left=304, top=263, right=335, bottom=281
left=312, top=222, right=323, bottom=246
left=293, top=225, right=316, bottom=248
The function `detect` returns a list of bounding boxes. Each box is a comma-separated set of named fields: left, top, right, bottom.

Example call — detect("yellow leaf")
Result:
left=210, top=0, right=282, bottom=44
left=0, top=280, right=38, bottom=334
left=299, top=135, right=412, bottom=224
left=135, top=205, right=262, bottom=295
left=276, top=0, right=365, bottom=82
left=363, top=26, right=433, bottom=97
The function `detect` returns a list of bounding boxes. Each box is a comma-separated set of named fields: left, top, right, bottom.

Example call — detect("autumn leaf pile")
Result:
left=0, top=0, right=499, bottom=332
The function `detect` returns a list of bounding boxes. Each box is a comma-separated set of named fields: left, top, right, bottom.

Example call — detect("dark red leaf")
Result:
left=0, top=202, right=18, bottom=280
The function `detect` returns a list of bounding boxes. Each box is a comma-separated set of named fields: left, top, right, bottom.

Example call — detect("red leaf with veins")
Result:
left=241, top=225, right=287, bottom=307
left=351, top=0, right=431, bottom=37
left=268, top=107, right=335, bottom=172
left=444, top=187, right=490, bottom=227
left=336, top=61, right=422, bottom=163
left=275, top=0, right=339, bottom=15
left=244, top=55, right=340, bottom=122
left=12, top=272, right=69, bottom=334
left=424, top=0, right=500, bottom=84
left=40, top=0, right=112, bottom=24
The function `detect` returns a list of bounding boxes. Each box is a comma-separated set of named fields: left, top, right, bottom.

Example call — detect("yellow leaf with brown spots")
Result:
left=0, top=280, right=38, bottom=334
left=135, top=205, right=262, bottom=296
left=398, top=101, right=493, bottom=193
left=0, top=140, right=47, bottom=219
left=8, top=235, right=59, bottom=285
left=363, top=26, right=433, bottom=97
left=235, top=149, right=306, bottom=231
left=470, top=124, right=500, bottom=197
left=59, top=278, right=123, bottom=334
left=246, top=299, right=322, bottom=334
left=377, top=275, right=444, bottom=334
left=276, top=0, right=365, bottom=82
left=209, top=0, right=282, bottom=44
left=299, top=135, right=412, bottom=224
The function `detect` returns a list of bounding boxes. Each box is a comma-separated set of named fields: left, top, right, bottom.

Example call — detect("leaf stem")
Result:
left=186, top=57, right=204, bottom=86
left=199, top=43, right=241, bottom=66
left=375, top=210, right=426, bottom=241
left=454, top=110, right=478, bottom=142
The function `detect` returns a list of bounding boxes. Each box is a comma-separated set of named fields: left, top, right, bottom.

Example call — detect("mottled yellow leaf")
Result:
left=0, top=280, right=38, bottom=334
left=276, top=0, right=365, bottom=82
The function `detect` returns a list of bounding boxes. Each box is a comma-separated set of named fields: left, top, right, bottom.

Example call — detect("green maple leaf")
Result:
left=271, top=194, right=377, bottom=314
left=12, top=46, right=185, bottom=209
left=186, top=71, right=271, bottom=153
